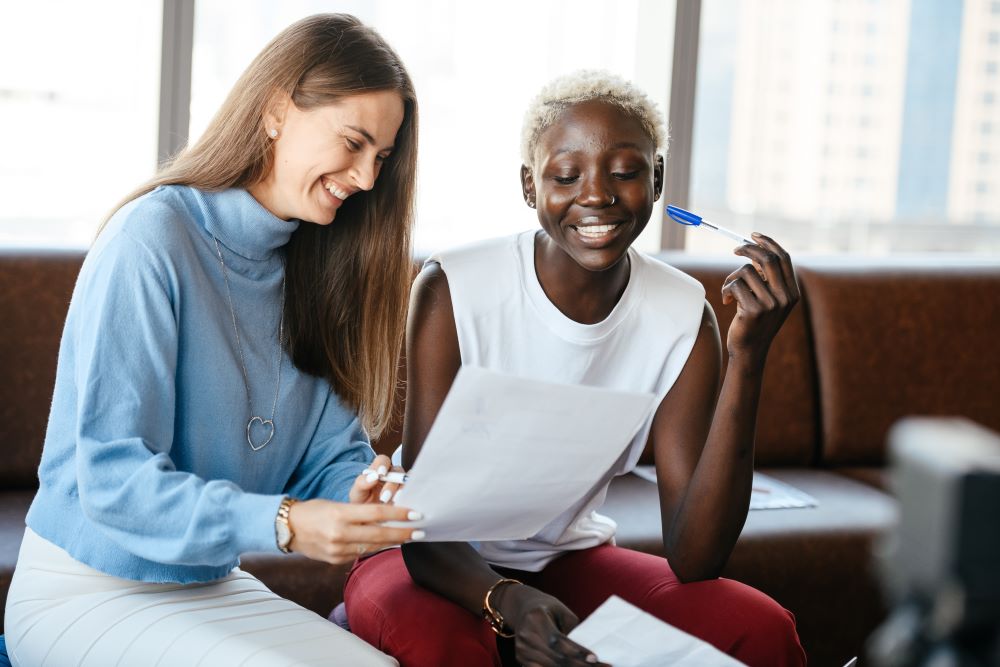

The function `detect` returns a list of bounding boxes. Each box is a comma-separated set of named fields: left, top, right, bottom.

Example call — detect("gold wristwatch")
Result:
left=275, top=496, right=298, bottom=554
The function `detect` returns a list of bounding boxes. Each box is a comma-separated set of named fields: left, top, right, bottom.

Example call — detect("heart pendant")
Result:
left=247, top=416, right=275, bottom=452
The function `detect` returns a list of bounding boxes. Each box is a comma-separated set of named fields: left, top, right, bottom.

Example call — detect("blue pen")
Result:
left=666, top=204, right=755, bottom=245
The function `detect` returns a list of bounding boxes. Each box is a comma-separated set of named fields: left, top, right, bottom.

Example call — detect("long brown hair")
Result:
left=106, top=14, right=417, bottom=438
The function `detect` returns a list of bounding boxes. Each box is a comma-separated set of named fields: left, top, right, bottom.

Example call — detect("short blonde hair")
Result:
left=521, top=70, right=667, bottom=165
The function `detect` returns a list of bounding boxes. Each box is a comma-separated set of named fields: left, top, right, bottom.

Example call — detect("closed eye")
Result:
left=553, top=175, right=578, bottom=184
left=613, top=171, right=640, bottom=180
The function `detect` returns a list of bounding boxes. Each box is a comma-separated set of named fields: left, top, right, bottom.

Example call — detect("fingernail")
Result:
left=361, top=469, right=374, bottom=476
left=377, top=465, right=388, bottom=476
left=407, top=511, right=423, bottom=521
left=365, top=472, right=379, bottom=483
left=379, top=488, right=393, bottom=503
left=586, top=655, right=598, bottom=664
left=751, top=231, right=762, bottom=238
left=410, top=530, right=426, bottom=540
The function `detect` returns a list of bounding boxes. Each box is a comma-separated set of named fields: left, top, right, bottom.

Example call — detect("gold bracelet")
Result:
left=482, top=577, right=522, bottom=638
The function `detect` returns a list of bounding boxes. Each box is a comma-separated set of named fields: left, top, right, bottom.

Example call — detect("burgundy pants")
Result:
left=344, top=545, right=806, bottom=667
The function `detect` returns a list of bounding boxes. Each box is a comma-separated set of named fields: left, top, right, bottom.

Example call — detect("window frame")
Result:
left=156, top=0, right=700, bottom=250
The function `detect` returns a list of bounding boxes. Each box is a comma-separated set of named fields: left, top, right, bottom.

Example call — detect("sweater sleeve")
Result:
left=73, top=230, right=284, bottom=566
left=283, top=389, right=374, bottom=503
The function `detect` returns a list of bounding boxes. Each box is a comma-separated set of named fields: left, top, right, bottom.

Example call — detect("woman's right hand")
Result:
left=287, top=499, right=423, bottom=564
left=497, top=584, right=609, bottom=667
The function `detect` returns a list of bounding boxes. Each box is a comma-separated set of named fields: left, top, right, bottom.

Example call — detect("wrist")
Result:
left=274, top=496, right=298, bottom=553
left=725, top=349, right=767, bottom=375
left=483, top=577, right=523, bottom=636
left=494, top=580, right=532, bottom=627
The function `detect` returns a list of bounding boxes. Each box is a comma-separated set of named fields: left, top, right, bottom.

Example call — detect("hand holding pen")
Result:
left=667, top=204, right=800, bottom=365
left=360, top=464, right=409, bottom=503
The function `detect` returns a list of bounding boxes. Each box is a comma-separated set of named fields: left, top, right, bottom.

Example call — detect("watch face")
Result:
left=276, top=520, right=292, bottom=548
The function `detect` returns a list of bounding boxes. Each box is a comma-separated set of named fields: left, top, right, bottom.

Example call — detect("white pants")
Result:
left=4, top=528, right=397, bottom=667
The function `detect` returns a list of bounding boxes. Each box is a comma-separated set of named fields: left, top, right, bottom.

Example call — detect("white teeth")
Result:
left=325, top=183, right=350, bottom=200
left=576, top=224, right=619, bottom=237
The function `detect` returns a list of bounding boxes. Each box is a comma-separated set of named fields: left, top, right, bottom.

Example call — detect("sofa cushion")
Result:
left=0, top=251, right=84, bottom=489
left=654, top=254, right=819, bottom=466
left=835, top=466, right=889, bottom=491
left=799, top=260, right=1000, bottom=465
left=602, top=469, right=897, bottom=667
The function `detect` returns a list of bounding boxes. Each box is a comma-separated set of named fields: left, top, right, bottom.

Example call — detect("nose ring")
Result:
left=609, top=195, right=616, bottom=205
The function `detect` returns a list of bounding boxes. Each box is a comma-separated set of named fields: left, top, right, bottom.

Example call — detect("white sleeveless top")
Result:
left=429, top=231, right=705, bottom=571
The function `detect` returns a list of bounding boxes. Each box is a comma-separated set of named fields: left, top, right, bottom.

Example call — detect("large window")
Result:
left=189, top=0, right=675, bottom=255
left=688, top=0, right=1000, bottom=254
left=0, top=1, right=162, bottom=247
left=5, top=0, right=997, bottom=255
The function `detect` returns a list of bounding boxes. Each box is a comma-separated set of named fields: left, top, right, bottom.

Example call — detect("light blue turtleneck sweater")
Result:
left=25, top=185, right=374, bottom=583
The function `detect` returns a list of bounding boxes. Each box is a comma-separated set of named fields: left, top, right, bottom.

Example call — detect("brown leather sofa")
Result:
left=2, top=248, right=998, bottom=666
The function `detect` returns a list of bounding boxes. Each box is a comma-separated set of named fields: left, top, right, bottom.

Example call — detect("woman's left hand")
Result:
left=722, top=233, right=800, bottom=366
left=350, top=454, right=406, bottom=505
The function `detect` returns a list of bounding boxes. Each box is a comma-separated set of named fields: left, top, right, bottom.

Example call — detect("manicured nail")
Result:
left=361, top=469, right=374, bottom=476
left=586, top=655, right=598, bottom=664
left=377, top=465, right=388, bottom=476
left=365, top=472, right=379, bottom=483
left=410, top=530, right=426, bottom=540
left=379, top=488, right=393, bottom=503
left=407, top=511, right=423, bottom=521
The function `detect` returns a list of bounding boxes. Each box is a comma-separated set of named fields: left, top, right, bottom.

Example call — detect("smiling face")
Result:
left=250, top=89, right=405, bottom=224
left=522, top=99, right=664, bottom=272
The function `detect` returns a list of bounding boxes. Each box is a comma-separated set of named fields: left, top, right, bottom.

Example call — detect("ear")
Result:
left=521, top=164, right=537, bottom=209
left=653, top=154, right=665, bottom=201
left=263, top=90, right=292, bottom=136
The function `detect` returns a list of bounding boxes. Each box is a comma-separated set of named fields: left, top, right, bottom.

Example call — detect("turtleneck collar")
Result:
left=200, top=188, right=300, bottom=261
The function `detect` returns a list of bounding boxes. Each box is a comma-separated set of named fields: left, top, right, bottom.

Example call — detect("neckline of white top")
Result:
left=516, top=230, right=644, bottom=345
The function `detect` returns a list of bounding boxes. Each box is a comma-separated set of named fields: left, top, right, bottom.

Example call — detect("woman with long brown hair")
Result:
left=5, top=14, right=419, bottom=666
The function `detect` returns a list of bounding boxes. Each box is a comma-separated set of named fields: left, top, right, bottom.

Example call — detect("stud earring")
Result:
left=527, top=199, right=536, bottom=208
left=268, top=128, right=278, bottom=138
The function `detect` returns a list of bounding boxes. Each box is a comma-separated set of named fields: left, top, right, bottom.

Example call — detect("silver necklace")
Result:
left=213, top=236, right=285, bottom=452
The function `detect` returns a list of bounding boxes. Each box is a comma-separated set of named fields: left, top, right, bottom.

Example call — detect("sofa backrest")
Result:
left=7, top=248, right=995, bottom=481
left=797, top=259, right=1000, bottom=466
left=0, top=250, right=84, bottom=488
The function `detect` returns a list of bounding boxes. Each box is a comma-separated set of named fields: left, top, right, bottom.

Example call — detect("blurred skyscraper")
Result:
left=896, top=0, right=963, bottom=221
left=691, top=0, right=1000, bottom=253
left=947, top=0, right=1000, bottom=225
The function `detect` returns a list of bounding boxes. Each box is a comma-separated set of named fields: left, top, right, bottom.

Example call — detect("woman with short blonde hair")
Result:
left=345, top=70, right=806, bottom=667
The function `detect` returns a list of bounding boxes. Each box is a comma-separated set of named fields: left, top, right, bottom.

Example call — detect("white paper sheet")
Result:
left=631, top=466, right=819, bottom=510
left=390, top=366, right=656, bottom=541
left=568, top=596, right=747, bottom=666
